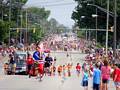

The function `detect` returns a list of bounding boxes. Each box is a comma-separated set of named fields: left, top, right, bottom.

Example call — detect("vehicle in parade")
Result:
left=14, top=51, right=27, bottom=74
left=7, top=51, right=27, bottom=75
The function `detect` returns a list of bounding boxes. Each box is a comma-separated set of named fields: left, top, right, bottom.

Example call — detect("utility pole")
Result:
left=86, top=30, right=87, bottom=41
left=20, top=8, right=22, bottom=43
left=1, top=1, right=3, bottom=21
left=113, top=0, right=117, bottom=59
left=89, top=29, right=91, bottom=47
left=26, top=9, right=28, bottom=45
left=9, top=0, right=11, bottom=46
left=95, top=8, right=98, bottom=44
left=105, top=0, right=110, bottom=56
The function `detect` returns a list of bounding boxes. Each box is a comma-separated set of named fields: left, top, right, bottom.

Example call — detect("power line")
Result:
left=30, top=0, right=63, bottom=4
left=25, top=2, right=76, bottom=7
left=27, top=0, right=73, bottom=4
left=42, top=2, right=75, bottom=7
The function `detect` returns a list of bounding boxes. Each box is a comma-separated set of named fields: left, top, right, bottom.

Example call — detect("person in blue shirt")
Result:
left=33, top=47, right=40, bottom=61
left=82, top=69, right=89, bottom=90
left=93, top=63, right=101, bottom=90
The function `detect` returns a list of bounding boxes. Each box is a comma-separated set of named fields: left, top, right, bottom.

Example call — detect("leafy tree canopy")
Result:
left=72, top=0, right=120, bottom=46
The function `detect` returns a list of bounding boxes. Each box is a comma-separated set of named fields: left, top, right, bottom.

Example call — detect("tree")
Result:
left=26, top=7, right=50, bottom=42
left=0, top=21, right=9, bottom=42
left=0, top=0, right=28, bottom=43
left=72, top=0, right=120, bottom=46
left=48, top=18, right=70, bottom=34
left=27, top=7, right=50, bottom=20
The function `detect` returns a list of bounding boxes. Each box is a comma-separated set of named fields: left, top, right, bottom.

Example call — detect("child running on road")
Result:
left=67, top=63, right=72, bottom=77
left=63, top=65, right=67, bottom=77
left=53, top=65, right=56, bottom=76
left=57, top=65, right=62, bottom=76
left=76, top=63, right=81, bottom=77
left=49, top=65, right=56, bottom=76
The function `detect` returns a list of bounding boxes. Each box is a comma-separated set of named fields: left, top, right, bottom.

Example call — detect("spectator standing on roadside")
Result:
left=101, top=60, right=111, bottom=90
left=82, top=69, right=89, bottom=90
left=4, top=63, right=9, bottom=75
left=9, top=55, right=15, bottom=74
left=93, top=63, right=101, bottom=90
left=82, top=62, right=87, bottom=72
left=113, top=64, right=120, bottom=90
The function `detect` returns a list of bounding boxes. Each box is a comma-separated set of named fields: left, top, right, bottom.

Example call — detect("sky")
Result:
left=25, top=0, right=77, bottom=28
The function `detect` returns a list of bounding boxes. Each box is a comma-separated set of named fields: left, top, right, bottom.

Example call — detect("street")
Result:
left=0, top=0, right=120, bottom=90
left=0, top=52, right=115, bottom=90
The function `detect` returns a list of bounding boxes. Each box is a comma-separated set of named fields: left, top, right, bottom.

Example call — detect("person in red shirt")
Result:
left=113, top=64, right=120, bottom=90
left=89, top=62, right=94, bottom=71
left=76, top=63, right=81, bottom=77
left=37, top=57, right=45, bottom=81
left=27, top=53, right=34, bottom=78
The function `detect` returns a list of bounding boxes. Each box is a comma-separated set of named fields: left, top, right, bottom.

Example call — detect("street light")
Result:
left=92, top=14, right=98, bottom=18
left=80, top=16, right=87, bottom=40
left=87, top=2, right=110, bottom=55
left=81, top=16, right=85, bottom=19
left=80, top=16, right=91, bottom=46
left=87, top=3, right=114, bottom=17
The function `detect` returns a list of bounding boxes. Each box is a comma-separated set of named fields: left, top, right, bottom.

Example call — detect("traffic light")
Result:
left=33, top=28, right=36, bottom=33
left=110, top=26, right=114, bottom=32
left=17, top=28, right=19, bottom=33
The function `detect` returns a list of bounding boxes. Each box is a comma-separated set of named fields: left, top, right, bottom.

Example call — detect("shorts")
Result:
left=76, top=70, right=80, bottom=74
left=44, top=62, right=50, bottom=68
left=114, top=82, right=120, bottom=87
left=83, top=81, right=88, bottom=86
left=93, top=83, right=100, bottom=90
left=102, top=79, right=108, bottom=84
left=76, top=70, right=80, bottom=73
left=38, top=68, right=44, bottom=74
left=27, top=64, right=32, bottom=71
left=38, top=64, right=44, bottom=74
left=58, top=71, right=61, bottom=74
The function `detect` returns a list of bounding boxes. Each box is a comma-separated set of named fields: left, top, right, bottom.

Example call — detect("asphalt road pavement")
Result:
left=0, top=51, right=115, bottom=90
